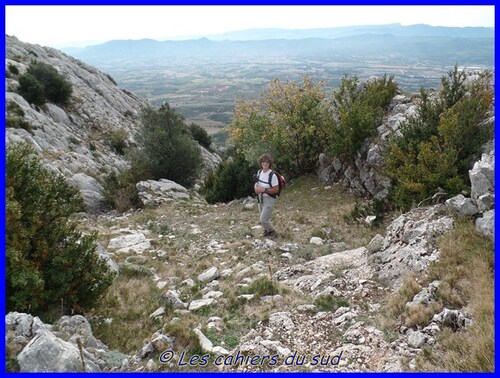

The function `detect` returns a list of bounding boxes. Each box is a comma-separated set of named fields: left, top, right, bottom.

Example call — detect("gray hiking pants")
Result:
left=258, top=195, right=276, bottom=233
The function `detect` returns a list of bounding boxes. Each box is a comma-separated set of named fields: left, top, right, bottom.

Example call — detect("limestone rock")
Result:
left=475, top=210, right=494, bottom=240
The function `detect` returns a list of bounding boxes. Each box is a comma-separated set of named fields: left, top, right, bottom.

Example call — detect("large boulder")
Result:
left=475, top=210, right=494, bottom=241
left=6, top=312, right=130, bottom=372
left=67, top=173, right=106, bottom=213
left=136, top=179, right=191, bottom=206
left=17, top=327, right=101, bottom=372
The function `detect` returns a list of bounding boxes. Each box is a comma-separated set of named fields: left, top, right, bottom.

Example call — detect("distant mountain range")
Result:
left=63, top=24, right=493, bottom=66
left=206, top=23, right=494, bottom=40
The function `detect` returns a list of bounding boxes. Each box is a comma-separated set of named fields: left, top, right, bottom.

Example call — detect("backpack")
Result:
left=258, top=169, right=286, bottom=198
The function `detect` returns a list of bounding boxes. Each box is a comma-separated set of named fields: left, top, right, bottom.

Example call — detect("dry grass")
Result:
left=404, top=301, right=442, bottom=327
left=383, top=273, right=422, bottom=318
left=88, top=277, right=164, bottom=353
left=275, top=176, right=389, bottom=247
left=416, top=219, right=494, bottom=372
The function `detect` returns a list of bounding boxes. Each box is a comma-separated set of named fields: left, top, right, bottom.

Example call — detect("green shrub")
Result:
left=6, top=143, right=114, bottom=317
left=109, top=129, right=128, bottom=155
left=314, top=294, right=349, bottom=312
left=8, top=63, right=19, bottom=75
left=328, top=74, right=398, bottom=160
left=134, top=104, right=202, bottom=188
left=242, top=277, right=279, bottom=297
left=18, top=73, right=46, bottom=105
left=188, top=123, right=212, bottom=149
left=203, top=153, right=256, bottom=204
left=18, top=61, right=72, bottom=106
left=329, top=99, right=379, bottom=159
left=363, top=74, right=399, bottom=109
left=438, top=74, right=494, bottom=175
left=385, top=68, right=493, bottom=210
left=230, top=76, right=332, bottom=178
left=103, top=105, right=205, bottom=212
left=441, top=65, right=467, bottom=109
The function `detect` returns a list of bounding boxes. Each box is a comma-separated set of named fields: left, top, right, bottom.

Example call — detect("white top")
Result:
left=257, top=169, right=279, bottom=197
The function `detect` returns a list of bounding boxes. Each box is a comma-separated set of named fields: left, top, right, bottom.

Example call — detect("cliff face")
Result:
left=6, top=35, right=147, bottom=211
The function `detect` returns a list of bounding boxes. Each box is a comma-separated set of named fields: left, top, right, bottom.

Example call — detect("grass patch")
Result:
left=276, top=176, right=389, bottom=249
left=89, top=277, right=163, bottom=354
left=404, top=301, right=442, bottom=327
left=415, top=219, right=493, bottom=372
left=241, top=276, right=279, bottom=297
left=383, top=274, right=422, bottom=318
left=314, top=294, right=349, bottom=312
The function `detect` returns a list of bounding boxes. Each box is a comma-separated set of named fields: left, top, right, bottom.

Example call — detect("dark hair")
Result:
left=258, top=153, right=274, bottom=168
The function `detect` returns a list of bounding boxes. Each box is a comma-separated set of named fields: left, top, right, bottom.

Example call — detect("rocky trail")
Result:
left=83, top=179, right=407, bottom=372
left=8, top=177, right=472, bottom=372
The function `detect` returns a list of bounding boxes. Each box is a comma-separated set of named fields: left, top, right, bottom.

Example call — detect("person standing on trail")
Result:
left=254, top=153, right=279, bottom=239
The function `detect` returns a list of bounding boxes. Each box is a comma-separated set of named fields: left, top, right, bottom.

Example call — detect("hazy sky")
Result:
left=5, top=5, right=495, bottom=48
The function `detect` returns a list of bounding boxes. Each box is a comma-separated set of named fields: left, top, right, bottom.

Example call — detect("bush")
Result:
left=189, top=123, right=212, bottom=149
left=241, top=277, right=279, bottom=297
left=18, top=73, right=46, bottom=105
left=18, top=61, right=72, bottom=106
left=230, top=76, right=331, bottom=178
left=203, top=153, right=256, bottom=204
left=8, top=63, right=19, bottom=75
left=385, top=68, right=493, bottom=210
left=102, top=166, right=146, bottom=212
left=328, top=74, right=398, bottom=160
left=134, top=104, right=202, bottom=188
left=6, top=143, right=114, bottom=317
left=102, top=104, right=204, bottom=212
left=109, top=129, right=128, bottom=155
left=314, top=294, right=349, bottom=312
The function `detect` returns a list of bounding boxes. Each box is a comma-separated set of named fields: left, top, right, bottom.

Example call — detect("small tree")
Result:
left=134, top=104, right=202, bottom=188
left=230, top=76, right=331, bottom=178
left=7, top=143, right=114, bottom=317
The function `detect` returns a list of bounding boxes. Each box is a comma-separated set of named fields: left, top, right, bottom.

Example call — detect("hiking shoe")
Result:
left=266, top=230, right=278, bottom=240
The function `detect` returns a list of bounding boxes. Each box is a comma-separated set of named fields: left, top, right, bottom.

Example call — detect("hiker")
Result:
left=254, top=153, right=279, bottom=239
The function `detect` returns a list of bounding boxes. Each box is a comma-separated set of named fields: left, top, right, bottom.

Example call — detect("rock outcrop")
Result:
left=6, top=312, right=129, bottom=372
left=370, top=205, right=454, bottom=290
left=6, top=36, right=145, bottom=212
left=318, top=92, right=418, bottom=198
